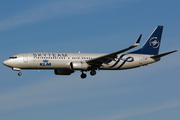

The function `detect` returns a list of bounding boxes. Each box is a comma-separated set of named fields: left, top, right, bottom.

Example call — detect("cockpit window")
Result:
left=9, top=57, right=17, bottom=59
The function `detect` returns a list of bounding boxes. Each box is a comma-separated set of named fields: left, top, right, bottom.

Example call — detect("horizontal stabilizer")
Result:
left=151, top=50, right=178, bottom=58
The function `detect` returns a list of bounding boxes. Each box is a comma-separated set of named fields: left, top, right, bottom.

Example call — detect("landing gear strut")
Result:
left=81, top=71, right=87, bottom=79
left=18, top=71, right=22, bottom=76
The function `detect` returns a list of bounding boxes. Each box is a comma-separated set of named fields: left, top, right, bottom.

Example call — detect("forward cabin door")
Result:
left=23, top=54, right=28, bottom=62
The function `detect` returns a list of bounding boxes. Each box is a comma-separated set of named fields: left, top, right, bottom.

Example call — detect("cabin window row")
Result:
left=34, top=57, right=66, bottom=59
left=34, top=57, right=94, bottom=59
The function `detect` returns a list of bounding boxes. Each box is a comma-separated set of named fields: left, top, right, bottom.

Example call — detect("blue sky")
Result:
left=0, top=0, right=180, bottom=120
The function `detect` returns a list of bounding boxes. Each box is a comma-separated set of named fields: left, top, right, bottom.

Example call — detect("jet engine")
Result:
left=70, top=61, right=89, bottom=70
left=54, top=69, right=74, bottom=75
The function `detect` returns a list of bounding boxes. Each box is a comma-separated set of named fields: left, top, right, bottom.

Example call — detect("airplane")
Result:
left=3, top=26, right=177, bottom=79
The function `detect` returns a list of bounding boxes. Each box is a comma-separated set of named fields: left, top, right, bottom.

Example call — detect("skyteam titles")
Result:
left=33, top=53, right=68, bottom=67
left=33, top=53, right=68, bottom=57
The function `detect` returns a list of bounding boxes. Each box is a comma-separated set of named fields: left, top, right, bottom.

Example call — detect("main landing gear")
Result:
left=90, top=70, right=96, bottom=76
left=81, top=71, right=87, bottom=79
left=80, top=70, right=97, bottom=79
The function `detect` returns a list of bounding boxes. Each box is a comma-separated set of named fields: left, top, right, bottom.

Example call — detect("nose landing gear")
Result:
left=18, top=71, right=22, bottom=76
left=12, top=68, right=22, bottom=76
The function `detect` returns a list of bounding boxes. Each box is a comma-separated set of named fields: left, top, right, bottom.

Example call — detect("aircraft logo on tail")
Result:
left=149, top=37, right=159, bottom=48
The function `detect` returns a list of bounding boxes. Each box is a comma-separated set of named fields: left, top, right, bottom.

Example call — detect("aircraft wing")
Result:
left=86, top=34, right=142, bottom=68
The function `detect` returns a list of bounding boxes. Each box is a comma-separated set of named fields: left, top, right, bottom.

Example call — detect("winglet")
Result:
left=133, top=34, right=142, bottom=46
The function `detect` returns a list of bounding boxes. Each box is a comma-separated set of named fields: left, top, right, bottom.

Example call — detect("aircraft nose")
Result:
left=3, top=60, right=9, bottom=66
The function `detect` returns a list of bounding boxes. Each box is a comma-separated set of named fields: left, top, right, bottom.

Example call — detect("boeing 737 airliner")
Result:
left=3, top=26, right=177, bottom=78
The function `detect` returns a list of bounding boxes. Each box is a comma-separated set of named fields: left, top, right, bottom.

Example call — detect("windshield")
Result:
left=9, top=56, right=17, bottom=59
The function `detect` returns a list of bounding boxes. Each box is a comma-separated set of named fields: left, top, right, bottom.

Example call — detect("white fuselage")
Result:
left=3, top=52, right=159, bottom=70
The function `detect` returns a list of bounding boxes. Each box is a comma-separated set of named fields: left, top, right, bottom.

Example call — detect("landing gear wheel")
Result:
left=18, top=72, right=22, bottom=76
left=81, top=73, right=87, bottom=79
left=90, top=70, right=96, bottom=76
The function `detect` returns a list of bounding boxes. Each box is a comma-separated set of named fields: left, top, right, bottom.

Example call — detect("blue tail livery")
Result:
left=131, top=26, right=163, bottom=55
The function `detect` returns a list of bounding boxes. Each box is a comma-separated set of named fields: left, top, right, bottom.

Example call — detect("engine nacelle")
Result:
left=54, top=69, right=74, bottom=75
left=70, top=61, right=89, bottom=70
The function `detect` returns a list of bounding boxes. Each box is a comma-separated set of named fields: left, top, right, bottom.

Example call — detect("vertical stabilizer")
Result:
left=131, top=26, right=163, bottom=55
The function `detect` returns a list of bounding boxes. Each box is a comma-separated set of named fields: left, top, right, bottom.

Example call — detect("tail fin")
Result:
left=131, top=26, right=163, bottom=55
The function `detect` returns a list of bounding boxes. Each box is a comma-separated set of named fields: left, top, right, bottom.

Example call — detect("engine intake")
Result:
left=70, top=61, right=89, bottom=70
